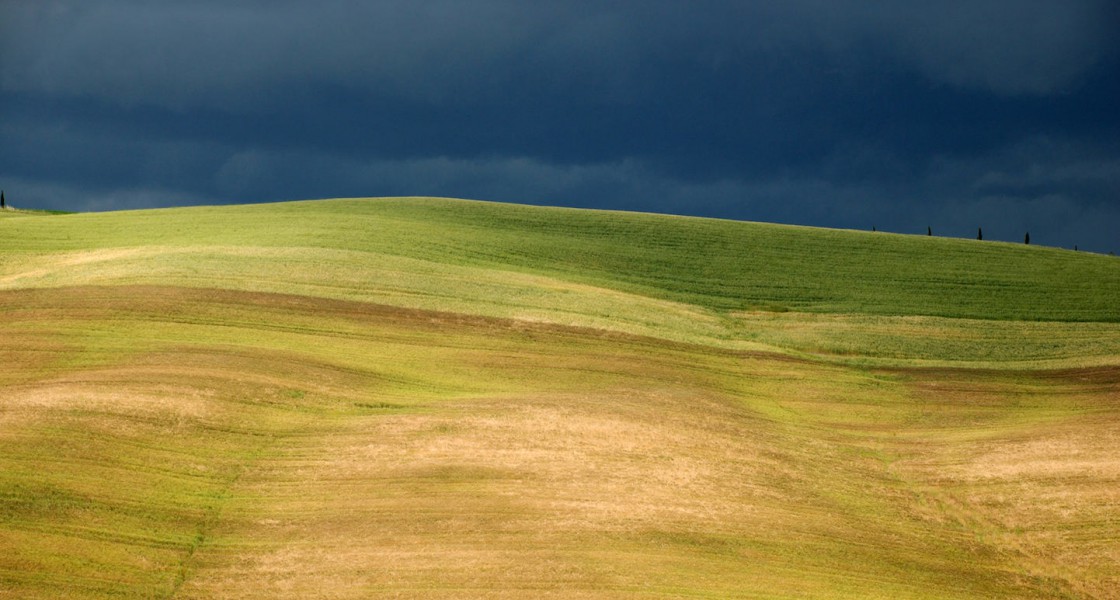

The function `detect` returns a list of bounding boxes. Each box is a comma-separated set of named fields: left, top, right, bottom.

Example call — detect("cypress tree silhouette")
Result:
left=977, top=227, right=982, bottom=240
left=927, top=226, right=932, bottom=236
left=1025, top=232, right=1030, bottom=245
left=1, top=190, right=5, bottom=209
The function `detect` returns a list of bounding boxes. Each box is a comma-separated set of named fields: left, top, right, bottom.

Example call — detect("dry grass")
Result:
left=3, top=286, right=1118, bottom=598
left=887, top=368, right=1120, bottom=599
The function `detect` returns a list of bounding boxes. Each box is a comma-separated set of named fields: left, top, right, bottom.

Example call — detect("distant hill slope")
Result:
left=2, top=197, right=1117, bottom=321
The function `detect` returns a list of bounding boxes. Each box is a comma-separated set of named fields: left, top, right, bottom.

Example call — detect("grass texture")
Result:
left=1, top=197, right=1118, bottom=598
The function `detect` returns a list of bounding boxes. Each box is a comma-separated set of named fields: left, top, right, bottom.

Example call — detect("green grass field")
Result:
left=1, top=197, right=1118, bottom=598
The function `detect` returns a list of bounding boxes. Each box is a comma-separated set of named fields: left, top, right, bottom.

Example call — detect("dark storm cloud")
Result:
left=4, top=1, right=1115, bottom=105
left=2, top=1, right=1119, bottom=251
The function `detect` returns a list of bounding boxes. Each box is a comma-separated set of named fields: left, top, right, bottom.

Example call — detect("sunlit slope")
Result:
left=3, top=197, right=1119, bottom=367
left=2, top=287, right=1117, bottom=599
left=2, top=198, right=1119, bottom=598
left=2, top=196, right=1118, bottom=321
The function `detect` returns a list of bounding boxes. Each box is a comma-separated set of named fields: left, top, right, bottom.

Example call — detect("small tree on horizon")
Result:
left=927, top=226, right=932, bottom=236
left=977, top=227, right=982, bottom=240
left=1025, top=232, right=1030, bottom=245
left=1, top=190, right=5, bottom=209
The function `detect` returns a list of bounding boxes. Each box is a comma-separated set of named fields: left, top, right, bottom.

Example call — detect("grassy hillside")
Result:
left=3, top=197, right=1118, bottom=321
left=1, top=198, right=1118, bottom=598
left=3, top=197, right=1119, bottom=367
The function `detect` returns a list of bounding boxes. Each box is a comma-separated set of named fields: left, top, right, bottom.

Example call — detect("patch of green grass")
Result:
left=0, top=207, right=73, bottom=218
left=732, top=311, right=1120, bottom=367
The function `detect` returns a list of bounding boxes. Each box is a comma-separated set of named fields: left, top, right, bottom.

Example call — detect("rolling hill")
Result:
left=2, top=197, right=1118, bottom=598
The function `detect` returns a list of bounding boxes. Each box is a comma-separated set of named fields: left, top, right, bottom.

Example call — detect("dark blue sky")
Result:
left=3, top=1, right=1119, bottom=252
